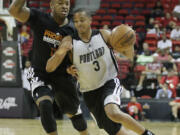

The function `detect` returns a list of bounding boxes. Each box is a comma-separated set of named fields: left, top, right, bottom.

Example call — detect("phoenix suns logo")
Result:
left=43, top=30, right=64, bottom=56
left=43, top=30, right=63, bottom=48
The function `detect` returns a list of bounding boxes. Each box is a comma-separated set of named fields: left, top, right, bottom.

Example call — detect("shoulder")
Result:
left=99, top=29, right=111, bottom=44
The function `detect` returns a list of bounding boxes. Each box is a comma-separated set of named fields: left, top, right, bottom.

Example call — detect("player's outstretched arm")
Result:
left=100, top=29, right=111, bottom=45
left=100, top=29, right=134, bottom=61
left=8, top=0, right=30, bottom=23
left=46, top=36, right=73, bottom=72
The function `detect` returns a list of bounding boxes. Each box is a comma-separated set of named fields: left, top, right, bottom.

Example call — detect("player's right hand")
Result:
left=66, top=65, right=78, bottom=79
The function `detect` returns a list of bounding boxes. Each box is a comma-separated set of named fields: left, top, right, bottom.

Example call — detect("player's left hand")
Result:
left=66, top=65, right=78, bottom=79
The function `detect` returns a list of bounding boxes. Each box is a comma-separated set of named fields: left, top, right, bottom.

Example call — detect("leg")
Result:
left=116, top=126, right=137, bottom=135
left=102, top=78, right=154, bottom=135
left=172, top=103, right=180, bottom=119
left=34, top=86, right=57, bottom=135
left=27, top=67, right=57, bottom=135
left=105, top=104, right=145, bottom=135
left=53, top=76, right=89, bottom=135
left=138, top=72, right=146, bottom=86
left=67, top=113, right=89, bottom=135
left=136, top=72, right=146, bottom=90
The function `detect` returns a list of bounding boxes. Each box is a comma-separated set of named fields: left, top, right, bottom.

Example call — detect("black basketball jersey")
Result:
left=27, top=8, right=75, bottom=75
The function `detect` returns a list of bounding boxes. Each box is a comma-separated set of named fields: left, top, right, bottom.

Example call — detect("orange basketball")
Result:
left=110, top=24, right=136, bottom=50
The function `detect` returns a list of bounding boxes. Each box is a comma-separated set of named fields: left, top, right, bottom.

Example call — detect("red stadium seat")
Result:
left=135, top=21, right=145, bottom=27
left=134, top=3, right=144, bottom=8
left=91, top=21, right=100, bottom=27
left=145, top=34, right=158, bottom=40
left=125, top=15, right=135, bottom=21
left=131, top=9, right=140, bottom=15
left=112, top=21, right=122, bottom=28
left=145, top=40, right=157, bottom=47
left=111, top=3, right=121, bottom=9
left=102, top=15, right=113, bottom=21
left=146, top=3, right=155, bottom=8
left=100, top=21, right=111, bottom=27
left=107, top=9, right=117, bottom=15
left=141, top=9, right=151, bottom=15
left=122, top=3, right=133, bottom=9
left=118, top=9, right=129, bottom=16
left=96, top=9, right=106, bottom=15
left=100, top=3, right=110, bottom=8
left=114, top=16, right=124, bottom=21
left=92, top=15, right=102, bottom=21
left=135, top=16, right=145, bottom=21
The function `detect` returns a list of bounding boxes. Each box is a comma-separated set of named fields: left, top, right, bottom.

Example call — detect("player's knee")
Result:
left=39, top=100, right=57, bottom=133
left=70, top=114, right=87, bottom=132
left=105, top=105, right=123, bottom=122
left=106, top=110, right=121, bottom=122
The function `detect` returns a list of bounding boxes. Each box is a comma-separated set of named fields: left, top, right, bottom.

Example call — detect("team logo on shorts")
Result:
left=113, top=95, right=119, bottom=102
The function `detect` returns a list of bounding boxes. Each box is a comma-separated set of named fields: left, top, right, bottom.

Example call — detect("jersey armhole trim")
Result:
left=99, top=31, right=112, bottom=48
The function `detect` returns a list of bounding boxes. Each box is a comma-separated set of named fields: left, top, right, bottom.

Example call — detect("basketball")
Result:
left=110, top=24, right=136, bottom=51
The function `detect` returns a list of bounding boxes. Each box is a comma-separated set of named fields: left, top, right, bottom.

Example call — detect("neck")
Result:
left=51, top=13, right=68, bottom=26
left=79, top=29, right=92, bottom=42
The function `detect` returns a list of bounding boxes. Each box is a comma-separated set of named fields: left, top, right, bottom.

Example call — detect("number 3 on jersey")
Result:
left=93, top=61, right=100, bottom=71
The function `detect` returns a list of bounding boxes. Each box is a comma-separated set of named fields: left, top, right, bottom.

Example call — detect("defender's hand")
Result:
left=67, top=65, right=78, bottom=79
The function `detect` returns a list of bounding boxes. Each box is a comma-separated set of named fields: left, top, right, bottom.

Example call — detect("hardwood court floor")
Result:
left=0, top=119, right=180, bottom=135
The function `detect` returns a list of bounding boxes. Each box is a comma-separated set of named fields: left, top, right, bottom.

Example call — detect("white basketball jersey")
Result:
left=73, top=30, right=118, bottom=92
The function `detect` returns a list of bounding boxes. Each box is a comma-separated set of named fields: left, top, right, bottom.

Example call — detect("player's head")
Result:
left=73, top=9, right=92, bottom=34
left=50, top=0, right=70, bottom=18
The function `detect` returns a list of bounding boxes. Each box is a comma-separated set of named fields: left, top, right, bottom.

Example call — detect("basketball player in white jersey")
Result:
left=46, top=9, right=155, bottom=135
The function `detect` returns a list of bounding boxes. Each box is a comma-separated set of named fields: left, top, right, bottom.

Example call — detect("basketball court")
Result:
left=0, top=119, right=180, bottom=135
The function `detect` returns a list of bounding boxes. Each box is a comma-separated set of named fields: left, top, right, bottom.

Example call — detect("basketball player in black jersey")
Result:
left=46, top=9, right=155, bottom=135
left=8, top=1, right=89, bottom=135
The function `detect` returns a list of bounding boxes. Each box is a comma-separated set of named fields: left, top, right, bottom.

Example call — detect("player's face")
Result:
left=51, top=0, right=70, bottom=18
left=73, top=12, right=92, bottom=34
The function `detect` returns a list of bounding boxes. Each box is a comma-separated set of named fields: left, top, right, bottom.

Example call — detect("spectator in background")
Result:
left=136, top=59, right=162, bottom=91
left=160, top=12, right=177, bottom=30
left=146, top=18, right=155, bottom=30
left=173, top=0, right=180, bottom=19
left=169, top=98, right=180, bottom=122
left=151, top=0, right=164, bottom=18
left=147, top=24, right=162, bottom=37
left=136, top=49, right=154, bottom=65
left=157, top=33, right=172, bottom=52
left=19, top=24, right=30, bottom=44
left=160, top=67, right=179, bottom=98
left=171, top=46, right=180, bottom=62
left=154, top=49, right=173, bottom=63
left=127, top=97, right=143, bottom=121
left=155, top=83, right=172, bottom=99
left=137, top=42, right=150, bottom=55
left=22, top=60, right=31, bottom=91
left=170, top=24, right=180, bottom=40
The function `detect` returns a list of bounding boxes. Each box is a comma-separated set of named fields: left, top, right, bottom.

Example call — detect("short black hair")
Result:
left=73, top=8, right=92, bottom=18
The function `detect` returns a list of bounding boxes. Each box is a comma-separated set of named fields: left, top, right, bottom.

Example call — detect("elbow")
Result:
left=8, top=7, right=14, bottom=15
left=46, top=65, right=55, bottom=73
left=8, top=6, right=18, bottom=16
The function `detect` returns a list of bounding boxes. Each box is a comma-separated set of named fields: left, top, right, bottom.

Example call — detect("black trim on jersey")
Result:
left=98, top=30, right=118, bottom=73
left=99, top=31, right=108, bottom=44
left=72, top=29, right=99, bottom=43
left=99, top=30, right=113, bottom=49
left=110, top=48, right=119, bottom=73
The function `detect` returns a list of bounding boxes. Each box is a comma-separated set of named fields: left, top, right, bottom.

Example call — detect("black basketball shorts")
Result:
left=27, top=67, right=81, bottom=115
left=83, top=78, right=123, bottom=135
